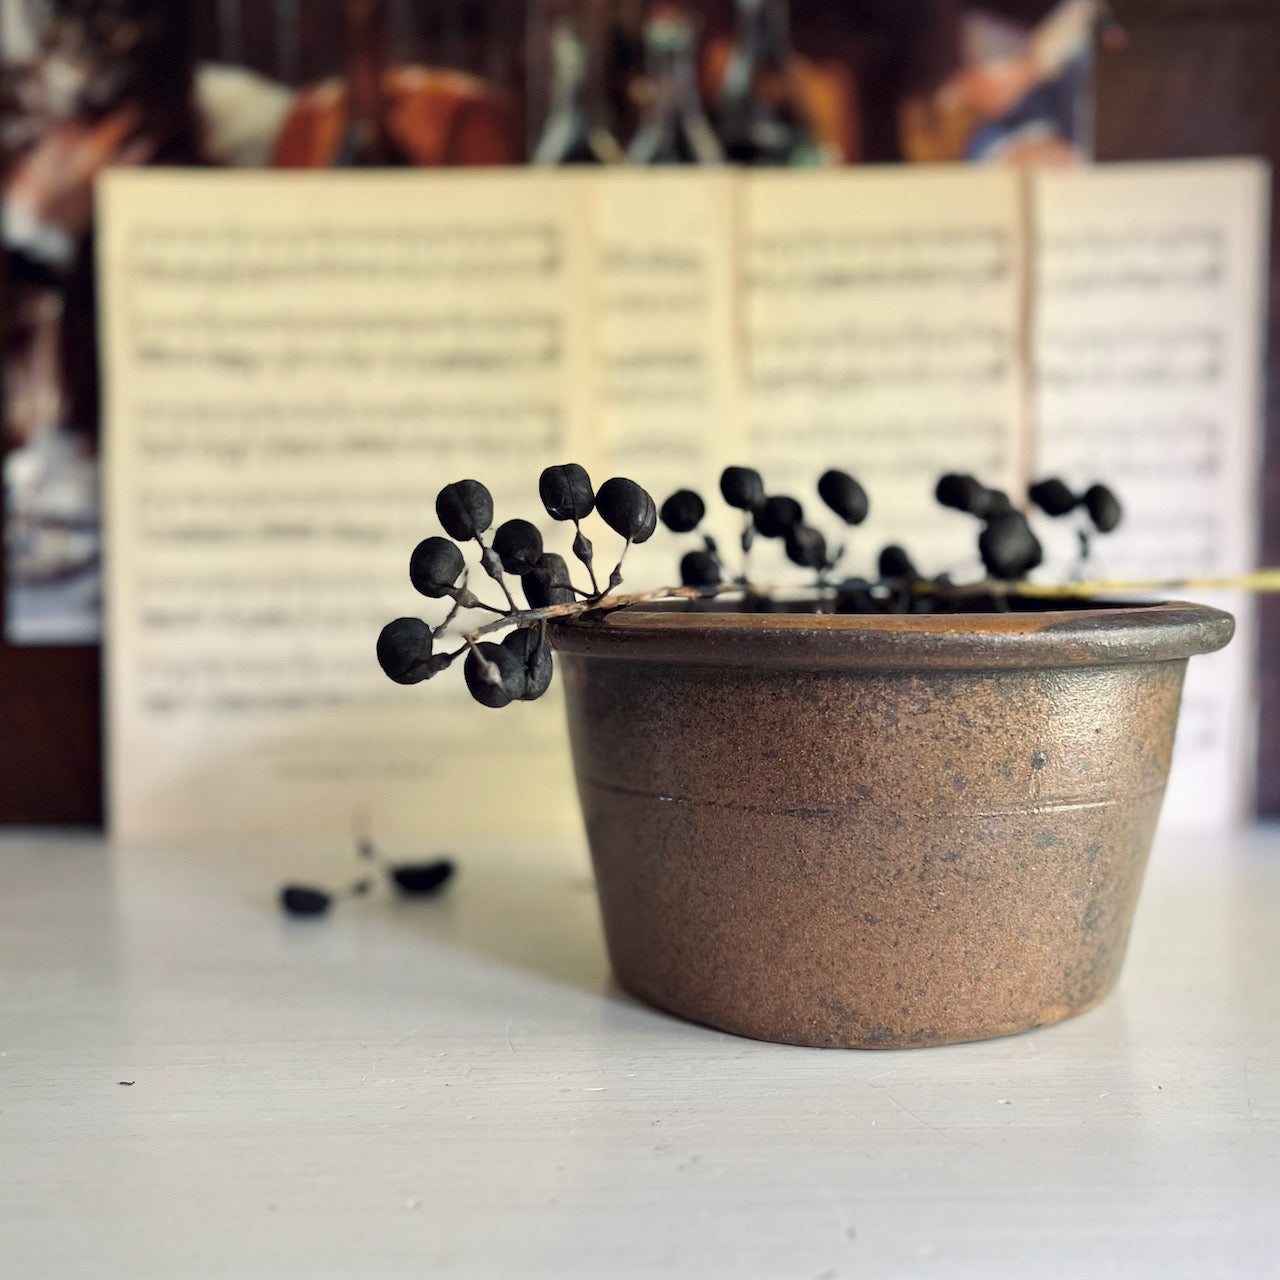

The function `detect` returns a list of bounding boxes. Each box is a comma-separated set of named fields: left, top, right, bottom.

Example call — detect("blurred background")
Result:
left=0, top=0, right=1277, bottom=828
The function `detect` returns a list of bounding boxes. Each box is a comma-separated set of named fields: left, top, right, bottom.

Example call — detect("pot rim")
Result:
left=547, top=598, right=1235, bottom=670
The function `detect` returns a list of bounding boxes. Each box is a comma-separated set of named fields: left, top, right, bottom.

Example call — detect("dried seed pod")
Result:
left=817, top=470, right=869, bottom=526
left=935, top=473, right=987, bottom=515
left=596, top=477, right=658, bottom=544
left=463, top=641, right=525, bottom=708
left=521, top=552, right=576, bottom=608
left=785, top=523, right=827, bottom=569
left=979, top=512, right=1044, bottom=580
left=408, top=536, right=465, bottom=598
left=720, top=465, right=767, bottom=513
left=680, top=550, right=722, bottom=587
left=280, top=885, right=332, bottom=917
left=660, top=489, right=706, bottom=534
left=492, top=519, right=544, bottom=576
left=878, top=544, right=918, bottom=580
left=389, top=859, right=455, bottom=896
left=376, top=617, right=435, bottom=685
left=1083, top=483, right=1123, bottom=533
left=539, top=463, right=595, bottom=522
left=436, top=479, right=494, bottom=541
left=502, top=626, right=554, bottom=700
left=1028, top=478, right=1079, bottom=518
left=754, top=495, right=803, bottom=539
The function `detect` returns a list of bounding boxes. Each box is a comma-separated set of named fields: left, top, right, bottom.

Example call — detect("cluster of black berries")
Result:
left=377, top=466, right=662, bottom=708
left=936, top=473, right=1122, bottom=579
left=378, top=463, right=1127, bottom=709
left=663, top=465, right=871, bottom=587
left=280, top=837, right=455, bottom=918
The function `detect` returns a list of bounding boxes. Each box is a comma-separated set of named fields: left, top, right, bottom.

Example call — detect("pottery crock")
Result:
left=550, top=600, right=1234, bottom=1049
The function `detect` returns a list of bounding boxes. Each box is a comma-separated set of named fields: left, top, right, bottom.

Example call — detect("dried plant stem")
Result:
left=461, top=582, right=738, bottom=643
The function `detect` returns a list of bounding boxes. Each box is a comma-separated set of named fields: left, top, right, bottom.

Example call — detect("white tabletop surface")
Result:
left=1, top=827, right=1277, bottom=1280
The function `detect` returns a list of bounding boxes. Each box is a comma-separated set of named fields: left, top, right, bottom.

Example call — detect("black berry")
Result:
left=389, top=859, right=455, bottom=896
left=539, top=463, right=595, bottom=522
left=818, top=470, right=869, bottom=525
left=980, top=489, right=1017, bottom=520
left=979, top=512, right=1043, bottom=580
left=522, top=552, right=576, bottom=608
left=878, top=545, right=918, bottom=580
left=376, top=617, right=434, bottom=685
left=660, top=489, right=706, bottom=534
left=280, top=885, right=332, bottom=917
left=492, top=519, right=544, bottom=575
left=408, top=537, right=465, bottom=598
left=680, top=550, right=722, bottom=587
left=936, top=473, right=987, bottom=515
left=1083, top=484, right=1122, bottom=533
left=754, top=495, right=803, bottom=539
left=596, top=477, right=658, bottom=544
left=1028, top=478, right=1078, bottom=518
left=502, top=626, right=554, bottom=700
left=835, top=577, right=875, bottom=613
left=436, top=480, right=493, bottom=541
left=720, top=466, right=766, bottom=513
left=785, top=524, right=827, bottom=569
left=464, top=641, right=525, bottom=708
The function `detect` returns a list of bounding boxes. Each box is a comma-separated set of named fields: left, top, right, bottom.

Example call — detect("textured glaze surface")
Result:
left=552, top=603, right=1233, bottom=1048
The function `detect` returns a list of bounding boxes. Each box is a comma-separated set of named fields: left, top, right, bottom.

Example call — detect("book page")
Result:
left=1032, top=161, right=1269, bottom=829
left=100, top=170, right=596, bottom=845
left=743, top=167, right=1029, bottom=585
left=591, top=171, right=746, bottom=586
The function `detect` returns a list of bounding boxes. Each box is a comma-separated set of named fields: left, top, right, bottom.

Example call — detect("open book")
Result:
left=97, top=162, right=1267, bottom=844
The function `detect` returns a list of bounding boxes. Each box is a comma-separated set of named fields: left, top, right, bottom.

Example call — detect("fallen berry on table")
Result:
left=280, top=885, right=332, bottom=917
left=389, top=859, right=456, bottom=896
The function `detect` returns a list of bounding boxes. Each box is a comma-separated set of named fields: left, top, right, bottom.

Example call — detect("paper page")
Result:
left=99, top=170, right=597, bottom=845
left=743, top=167, right=1029, bottom=585
left=591, top=170, right=746, bottom=586
left=1032, top=161, right=1268, bottom=829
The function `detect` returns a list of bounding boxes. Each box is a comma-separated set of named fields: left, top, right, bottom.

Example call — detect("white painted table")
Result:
left=1, top=829, right=1277, bottom=1279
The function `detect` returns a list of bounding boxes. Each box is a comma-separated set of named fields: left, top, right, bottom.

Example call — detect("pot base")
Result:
left=612, top=968, right=1117, bottom=1050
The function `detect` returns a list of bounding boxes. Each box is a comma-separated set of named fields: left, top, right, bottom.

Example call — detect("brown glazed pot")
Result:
left=550, top=601, right=1234, bottom=1049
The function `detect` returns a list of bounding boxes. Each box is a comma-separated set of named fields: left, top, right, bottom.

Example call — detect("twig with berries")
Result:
left=377, top=463, right=1135, bottom=711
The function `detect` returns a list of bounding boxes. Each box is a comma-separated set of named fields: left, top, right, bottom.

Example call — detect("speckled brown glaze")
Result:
left=550, top=602, right=1234, bottom=1049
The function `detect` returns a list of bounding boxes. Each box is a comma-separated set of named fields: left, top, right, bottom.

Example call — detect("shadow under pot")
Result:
left=549, top=599, right=1234, bottom=1049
